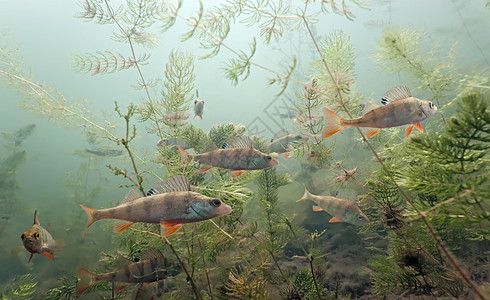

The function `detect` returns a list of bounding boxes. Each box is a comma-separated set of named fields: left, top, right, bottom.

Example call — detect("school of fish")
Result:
left=18, top=85, right=439, bottom=297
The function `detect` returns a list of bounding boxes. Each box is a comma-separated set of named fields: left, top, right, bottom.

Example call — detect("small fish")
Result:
left=297, top=188, right=369, bottom=226
left=269, top=130, right=309, bottom=159
left=21, top=210, right=65, bottom=263
left=177, top=136, right=279, bottom=178
left=85, top=146, right=124, bottom=157
left=156, top=137, right=192, bottom=150
left=81, top=176, right=232, bottom=237
left=322, top=85, right=437, bottom=138
left=76, top=248, right=181, bottom=296
left=193, top=90, right=204, bottom=120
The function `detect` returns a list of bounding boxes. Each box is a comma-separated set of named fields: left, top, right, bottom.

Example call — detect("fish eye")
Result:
left=428, top=101, right=433, bottom=109
left=194, top=100, right=198, bottom=104
left=266, top=156, right=272, bottom=160
left=21, top=234, right=25, bottom=240
left=34, top=233, right=40, bottom=239
left=209, top=199, right=221, bottom=207
left=358, top=215, right=363, bottom=220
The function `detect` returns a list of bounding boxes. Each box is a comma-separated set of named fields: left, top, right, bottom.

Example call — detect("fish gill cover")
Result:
left=0, top=0, right=489, bottom=299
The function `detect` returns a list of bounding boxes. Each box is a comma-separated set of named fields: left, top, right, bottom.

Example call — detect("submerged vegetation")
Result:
left=0, top=0, right=489, bottom=299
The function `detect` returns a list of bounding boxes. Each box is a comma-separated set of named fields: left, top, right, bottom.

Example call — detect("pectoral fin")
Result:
left=160, top=221, right=183, bottom=237
left=40, top=251, right=54, bottom=260
left=312, top=206, right=323, bottom=212
left=405, top=124, right=415, bottom=138
left=284, top=152, right=290, bottom=159
left=230, top=170, right=246, bottom=178
left=329, top=217, right=343, bottom=223
left=365, top=128, right=381, bottom=138
left=114, top=222, right=135, bottom=233
left=415, top=122, right=423, bottom=133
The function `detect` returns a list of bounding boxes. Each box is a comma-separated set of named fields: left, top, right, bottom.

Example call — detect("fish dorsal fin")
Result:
left=272, top=129, right=289, bottom=140
left=46, top=223, right=51, bottom=233
left=150, top=175, right=190, bottom=195
left=361, top=102, right=380, bottom=116
left=381, top=85, right=412, bottom=105
left=225, top=136, right=252, bottom=149
left=196, top=89, right=199, bottom=98
left=122, top=189, right=142, bottom=204
left=33, top=210, right=40, bottom=225
left=139, top=248, right=164, bottom=261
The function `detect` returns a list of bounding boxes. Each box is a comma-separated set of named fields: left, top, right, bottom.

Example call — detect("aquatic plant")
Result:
left=374, top=26, right=490, bottom=110
left=1, top=274, right=37, bottom=300
left=365, top=93, right=489, bottom=297
left=44, top=274, right=78, bottom=300
left=0, top=124, right=36, bottom=235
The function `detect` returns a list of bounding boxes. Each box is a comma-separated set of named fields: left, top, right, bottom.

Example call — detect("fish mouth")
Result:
left=219, top=204, right=232, bottom=216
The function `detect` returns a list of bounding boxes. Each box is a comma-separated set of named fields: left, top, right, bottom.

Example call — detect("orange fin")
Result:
left=76, top=267, right=96, bottom=296
left=199, top=115, right=203, bottom=120
left=284, top=152, right=290, bottom=159
left=405, top=124, right=415, bottom=138
left=322, top=108, right=345, bottom=138
left=329, top=217, right=343, bottom=223
left=297, top=187, right=311, bottom=202
left=231, top=170, right=246, bottom=178
left=80, top=204, right=97, bottom=237
left=116, top=284, right=129, bottom=293
left=114, top=222, right=135, bottom=233
left=176, top=145, right=191, bottom=163
left=199, top=166, right=213, bottom=173
left=365, top=128, right=381, bottom=138
left=160, top=222, right=183, bottom=237
left=415, top=122, right=423, bottom=133
left=312, top=205, right=323, bottom=212
left=41, top=251, right=54, bottom=260
left=28, top=253, right=34, bottom=264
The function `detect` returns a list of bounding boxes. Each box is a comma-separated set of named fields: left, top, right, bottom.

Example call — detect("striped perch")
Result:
left=80, top=175, right=232, bottom=238
left=297, top=187, right=370, bottom=226
left=76, top=248, right=181, bottom=295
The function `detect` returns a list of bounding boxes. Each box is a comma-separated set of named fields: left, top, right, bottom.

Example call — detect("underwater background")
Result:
left=0, top=0, right=488, bottom=299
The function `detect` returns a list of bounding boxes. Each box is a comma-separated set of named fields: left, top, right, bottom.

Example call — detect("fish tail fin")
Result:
left=76, top=267, right=96, bottom=296
left=80, top=205, right=97, bottom=237
left=297, top=186, right=311, bottom=202
left=322, top=108, right=345, bottom=138
left=176, top=145, right=191, bottom=163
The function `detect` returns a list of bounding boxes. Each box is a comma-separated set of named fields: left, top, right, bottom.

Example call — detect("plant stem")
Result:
left=130, top=228, right=203, bottom=300
left=103, top=0, right=164, bottom=139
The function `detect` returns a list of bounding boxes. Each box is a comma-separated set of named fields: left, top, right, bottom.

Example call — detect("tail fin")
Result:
left=80, top=205, right=97, bottom=237
left=76, top=267, right=96, bottom=296
left=322, top=108, right=345, bottom=138
left=176, top=145, right=191, bottom=163
left=297, top=187, right=311, bottom=202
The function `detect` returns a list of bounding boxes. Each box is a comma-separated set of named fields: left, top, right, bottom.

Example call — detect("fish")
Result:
left=193, top=90, right=204, bottom=120
left=21, top=210, right=65, bottom=263
left=177, top=136, right=279, bottom=178
left=322, top=85, right=437, bottom=138
left=268, top=129, right=309, bottom=159
left=85, top=146, right=124, bottom=157
left=81, top=175, right=232, bottom=237
left=296, top=188, right=370, bottom=226
left=76, top=248, right=181, bottom=296
left=156, top=137, right=192, bottom=150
